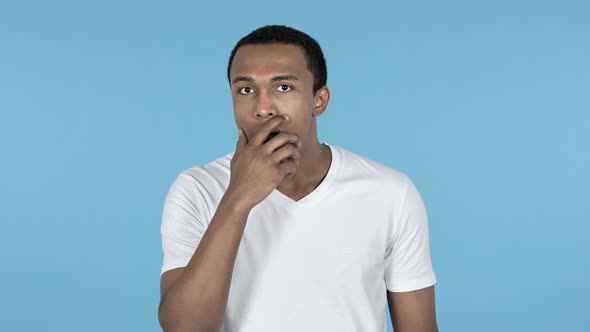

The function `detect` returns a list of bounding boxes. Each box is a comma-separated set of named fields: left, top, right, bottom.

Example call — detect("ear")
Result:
left=312, top=86, right=330, bottom=117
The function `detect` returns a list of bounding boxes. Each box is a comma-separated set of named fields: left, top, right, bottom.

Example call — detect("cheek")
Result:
left=232, top=104, right=258, bottom=140
left=232, top=99, right=251, bottom=120
left=232, top=97, right=248, bottom=112
left=278, top=94, right=310, bottom=115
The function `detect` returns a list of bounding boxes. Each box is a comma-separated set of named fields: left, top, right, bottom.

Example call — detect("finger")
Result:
left=251, top=115, right=290, bottom=146
left=263, top=132, right=300, bottom=153
left=236, top=128, right=248, bottom=151
left=278, top=159, right=298, bottom=179
left=272, top=143, right=299, bottom=164
left=262, top=131, right=280, bottom=145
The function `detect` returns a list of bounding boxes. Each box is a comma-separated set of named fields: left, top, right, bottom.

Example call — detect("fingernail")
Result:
left=284, top=115, right=290, bottom=121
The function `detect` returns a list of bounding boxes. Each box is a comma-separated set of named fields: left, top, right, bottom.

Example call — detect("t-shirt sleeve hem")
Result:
left=386, top=273, right=437, bottom=293
left=160, top=259, right=190, bottom=276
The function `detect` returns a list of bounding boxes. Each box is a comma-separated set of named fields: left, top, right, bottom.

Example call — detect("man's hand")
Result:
left=227, top=115, right=301, bottom=210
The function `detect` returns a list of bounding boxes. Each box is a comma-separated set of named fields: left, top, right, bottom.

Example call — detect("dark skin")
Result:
left=159, top=43, right=438, bottom=332
left=231, top=44, right=439, bottom=331
left=388, top=285, right=439, bottom=332
left=230, top=43, right=332, bottom=202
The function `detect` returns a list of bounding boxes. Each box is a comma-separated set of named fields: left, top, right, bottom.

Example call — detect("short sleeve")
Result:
left=384, top=175, right=437, bottom=292
left=160, top=173, right=208, bottom=276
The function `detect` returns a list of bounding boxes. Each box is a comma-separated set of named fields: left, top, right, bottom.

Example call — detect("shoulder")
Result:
left=172, top=152, right=234, bottom=191
left=163, top=152, right=234, bottom=214
left=333, top=145, right=411, bottom=193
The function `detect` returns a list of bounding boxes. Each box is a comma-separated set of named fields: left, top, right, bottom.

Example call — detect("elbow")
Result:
left=158, top=300, right=187, bottom=332
left=158, top=303, right=176, bottom=332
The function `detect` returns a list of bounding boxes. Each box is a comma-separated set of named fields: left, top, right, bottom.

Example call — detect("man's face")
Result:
left=229, top=43, right=319, bottom=146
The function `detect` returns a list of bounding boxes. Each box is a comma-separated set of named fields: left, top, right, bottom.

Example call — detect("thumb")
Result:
left=236, top=128, right=247, bottom=150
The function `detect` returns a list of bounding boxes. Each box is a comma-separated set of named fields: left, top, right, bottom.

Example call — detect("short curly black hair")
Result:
left=227, top=25, right=327, bottom=95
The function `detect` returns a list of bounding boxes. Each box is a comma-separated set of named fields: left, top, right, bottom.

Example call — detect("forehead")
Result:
left=230, top=44, right=312, bottom=81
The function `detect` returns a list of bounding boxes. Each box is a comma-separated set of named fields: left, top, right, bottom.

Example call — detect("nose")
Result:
left=254, top=90, right=277, bottom=119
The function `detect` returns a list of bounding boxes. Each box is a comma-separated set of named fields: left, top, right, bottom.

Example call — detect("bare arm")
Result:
left=158, top=115, right=301, bottom=332
left=387, top=286, right=439, bottom=332
left=158, top=192, right=251, bottom=332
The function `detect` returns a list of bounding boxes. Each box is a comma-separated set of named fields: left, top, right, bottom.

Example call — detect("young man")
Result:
left=158, top=25, right=438, bottom=332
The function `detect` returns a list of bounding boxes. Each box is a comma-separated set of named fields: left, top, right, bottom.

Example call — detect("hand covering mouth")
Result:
left=263, top=131, right=280, bottom=144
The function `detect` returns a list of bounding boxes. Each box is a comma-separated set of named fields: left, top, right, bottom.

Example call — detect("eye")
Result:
left=238, top=87, right=254, bottom=95
left=276, top=84, right=292, bottom=92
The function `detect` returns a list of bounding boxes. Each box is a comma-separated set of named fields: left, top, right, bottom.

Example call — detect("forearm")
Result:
left=158, top=192, right=251, bottom=332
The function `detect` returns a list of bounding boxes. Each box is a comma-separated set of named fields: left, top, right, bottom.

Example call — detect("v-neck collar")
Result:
left=268, top=142, right=341, bottom=210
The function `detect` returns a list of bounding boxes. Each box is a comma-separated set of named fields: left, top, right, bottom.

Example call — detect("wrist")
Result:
left=220, top=188, right=253, bottom=215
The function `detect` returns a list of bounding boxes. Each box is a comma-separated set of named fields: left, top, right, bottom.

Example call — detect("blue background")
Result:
left=1, top=1, right=588, bottom=331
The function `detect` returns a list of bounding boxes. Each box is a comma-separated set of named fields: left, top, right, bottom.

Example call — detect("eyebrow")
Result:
left=231, top=75, right=299, bottom=84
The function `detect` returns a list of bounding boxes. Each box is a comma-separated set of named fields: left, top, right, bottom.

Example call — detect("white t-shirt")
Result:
left=160, top=142, right=436, bottom=332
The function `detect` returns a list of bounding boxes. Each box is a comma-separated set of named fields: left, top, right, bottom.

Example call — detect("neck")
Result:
left=277, top=135, right=331, bottom=193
